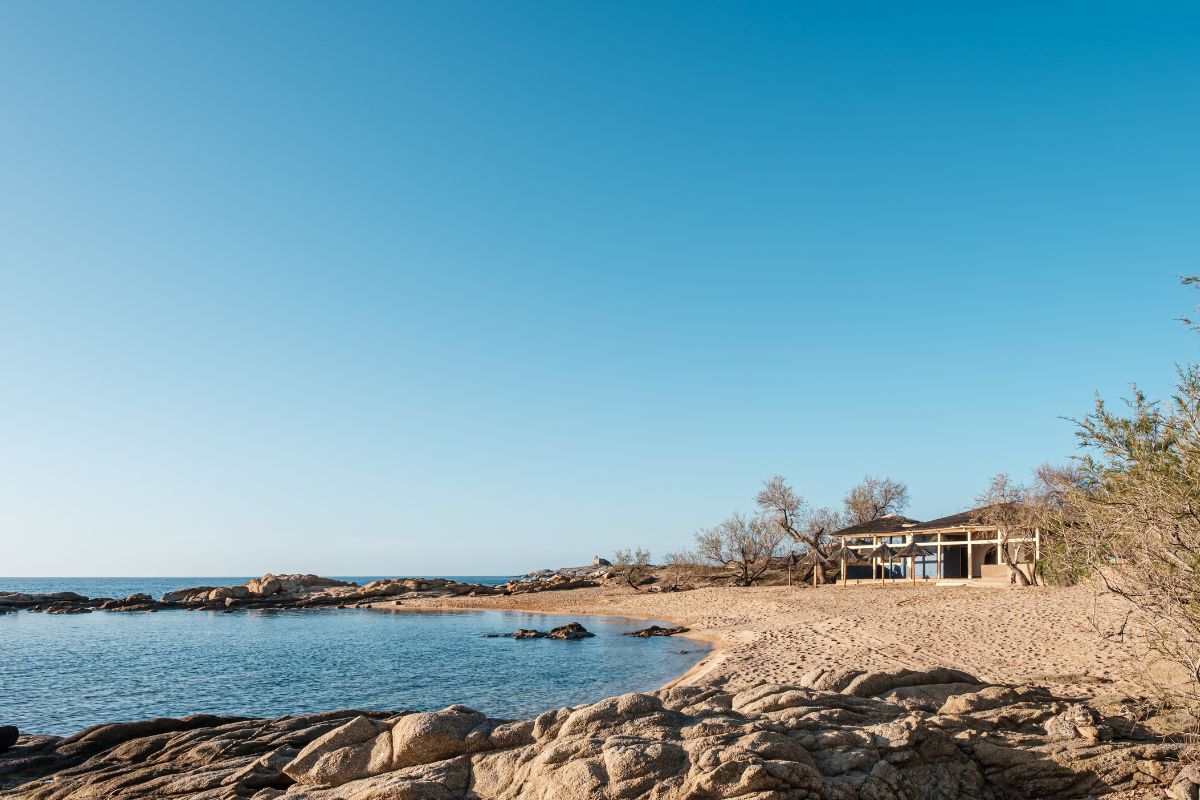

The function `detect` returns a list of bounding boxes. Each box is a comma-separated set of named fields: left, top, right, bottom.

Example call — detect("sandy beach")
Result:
left=389, top=581, right=1185, bottom=702
left=7, top=579, right=1194, bottom=799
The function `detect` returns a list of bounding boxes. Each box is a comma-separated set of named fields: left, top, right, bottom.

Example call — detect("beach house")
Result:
left=829, top=506, right=1041, bottom=582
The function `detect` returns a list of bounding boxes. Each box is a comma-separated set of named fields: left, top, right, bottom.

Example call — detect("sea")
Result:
left=0, top=577, right=708, bottom=737
left=0, top=576, right=514, bottom=599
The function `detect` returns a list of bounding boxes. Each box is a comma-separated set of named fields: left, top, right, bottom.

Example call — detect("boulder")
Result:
left=389, top=705, right=491, bottom=769
left=545, top=622, right=594, bottom=640
left=246, top=575, right=282, bottom=597
left=283, top=715, right=393, bottom=787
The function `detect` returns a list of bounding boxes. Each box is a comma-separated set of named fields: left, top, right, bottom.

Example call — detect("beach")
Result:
left=390, top=581, right=1185, bottom=701
left=4, top=578, right=1193, bottom=799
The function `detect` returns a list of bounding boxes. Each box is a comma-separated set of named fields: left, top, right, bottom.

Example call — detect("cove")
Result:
left=2, top=607, right=708, bottom=736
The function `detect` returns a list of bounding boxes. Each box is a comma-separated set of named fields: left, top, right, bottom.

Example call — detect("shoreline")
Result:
left=372, top=599, right=725, bottom=690
left=4, top=582, right=1192, bottom=799
left=369, top=581, right=1190, bottom=701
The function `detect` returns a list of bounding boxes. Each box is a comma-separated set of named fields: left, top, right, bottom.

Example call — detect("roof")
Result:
left=907, top=503, right=1017, bottom=532
left=829, top=514, right=922, bottom=538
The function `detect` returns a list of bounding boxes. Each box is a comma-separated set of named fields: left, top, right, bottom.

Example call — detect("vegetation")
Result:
left=694, top=512, right=786, bottom=586
left=1018, top=278, right=1200, bottom=706
left=660, top=550, right=703, bottom=591
left=612, top=547, right=652, bottom=591
left=1058, top=369, right=1200, bottom=700
left=843, top=475, right=910, bottom=525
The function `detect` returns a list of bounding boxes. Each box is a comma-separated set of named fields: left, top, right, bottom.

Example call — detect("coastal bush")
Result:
left=1056, top=278, right=1200, bottom=707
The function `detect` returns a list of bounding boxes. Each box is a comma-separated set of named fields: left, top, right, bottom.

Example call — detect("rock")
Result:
left=624, top=625, right=689, bottom=638
left=1, top=671, right=1185, bottom=800
left=283, top=715, right=392, bottom=787
left=389, top=705, right=491, bottom=769
left=1168, top=764, right=1200, bottom=800
left=1044, top=703, right=1112, bottom=742
left=0, top=726, right=17, bottom=755
left=512, top=628, right=543, bottom=639
left=246, top=574, right=282, bottom=597
left=545, top=622, right=594, bottom=640
left=939, top=685, right=1024, bottom=715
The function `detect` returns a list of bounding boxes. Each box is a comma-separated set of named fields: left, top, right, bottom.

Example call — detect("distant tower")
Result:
left=592, top=555, right=612, bottom=567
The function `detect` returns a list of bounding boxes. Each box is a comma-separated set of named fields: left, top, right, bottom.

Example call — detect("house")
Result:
left=829, top=506, right=1040, bottom=582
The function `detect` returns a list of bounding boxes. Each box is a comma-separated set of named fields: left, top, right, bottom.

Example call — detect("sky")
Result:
left=1, top=1, right=1197, bottom=576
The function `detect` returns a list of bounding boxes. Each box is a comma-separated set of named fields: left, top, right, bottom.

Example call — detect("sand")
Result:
left=390, top=581, right=1187, bottom=701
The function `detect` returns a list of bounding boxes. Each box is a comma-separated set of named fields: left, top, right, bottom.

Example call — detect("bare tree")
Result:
left=755, top=475, right=810, bottom=541
left=612, top=547, right=652, bottom=591
left=661, top=550, right=702, bottom=591
left=694, top=512, right=787, bottom=586
left=1027, top=463, right=1089, bottom=586
left=805, top=506, right=843, bottom=548
left=756, top=476, right=838, bottom=584
left=843, top=476, right=910, bottom=525
left=972, top=473, right=1037, bottom=586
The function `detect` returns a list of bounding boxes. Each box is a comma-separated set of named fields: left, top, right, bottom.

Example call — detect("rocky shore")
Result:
left=0, top=569, right=611, bottom=615
left=5, top=578, right=1197, bottom=797
left=1, top=666, right=1188, bottom=799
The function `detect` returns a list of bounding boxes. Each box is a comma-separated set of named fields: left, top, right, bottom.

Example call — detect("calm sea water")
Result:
left=2, top=602, right=707, bottom=737
left=0, top=576, right=512, bottom=599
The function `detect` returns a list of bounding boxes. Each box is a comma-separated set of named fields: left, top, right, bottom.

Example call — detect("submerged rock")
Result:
left=502, top=622, right=594, bottom=640
left=623, top=625, right=689, bottom=638
left=545, top=622, right=594, bottom=640
left=1, top=670, right=1185, bottom=799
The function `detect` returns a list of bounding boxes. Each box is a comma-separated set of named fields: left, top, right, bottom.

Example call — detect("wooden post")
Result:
left=936, top=531, right=943, bottom=580
left=967, top=532, right=974, bottom=580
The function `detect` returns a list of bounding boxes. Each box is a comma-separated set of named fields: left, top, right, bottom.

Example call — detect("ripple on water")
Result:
left=2, top=608, right=709, bottom=736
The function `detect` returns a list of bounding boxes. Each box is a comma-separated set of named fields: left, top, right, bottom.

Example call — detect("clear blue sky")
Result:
left=1, top=1, right=1197, bottom=576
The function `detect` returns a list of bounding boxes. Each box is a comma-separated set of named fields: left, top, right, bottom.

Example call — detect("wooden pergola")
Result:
left=827, top=508, right=1041, bottom=582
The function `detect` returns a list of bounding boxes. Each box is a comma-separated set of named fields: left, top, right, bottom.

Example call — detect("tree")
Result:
left=972, top=473, right=1038, bottom=586
left=756, top=476, right=838, bottom=584
left=843, top=476, right=910, bottom=525
left=755, top=475, right=810, bottom=542
left=694, top=512, right=787, bottom=586
left=661, top=550, right=702, bottom=591
left=612, top=547, right=652, bottom=591
left=1027, top=463, right=1089, bottom=586
left=805, top=506, right=843, bottom=548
